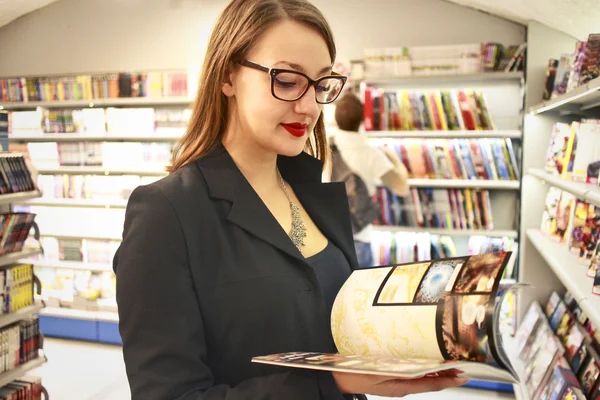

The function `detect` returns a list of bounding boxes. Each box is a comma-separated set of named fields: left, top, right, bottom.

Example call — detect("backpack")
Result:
left=329, top=139, right=380, bottom=234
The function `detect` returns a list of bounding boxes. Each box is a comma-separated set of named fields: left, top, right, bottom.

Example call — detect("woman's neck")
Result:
left=222, top=125, right=279, bottom=193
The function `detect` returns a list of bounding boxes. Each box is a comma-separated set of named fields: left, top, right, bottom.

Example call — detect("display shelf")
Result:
left=527, top=229, right=600, bottom=329
left=365, top=130, right=522, bottom=139
left=9, top=132, right=182, bottom=142
left=361, top=71, right=524, bottom=86
left=35, top=166, right=167, bottom=176
left=23, top=259, right=112, bottom=272
left=527, top=168, right=597, bottom=202
left=0, top=190, right=42, bottom=205
left=0, top=303, right=44, bottom=330
left=41, top=307, right=118, bottom=321
left=25, top=197, right=128, bottom=209
left=0, top=96, right=194, bottom=110
left=372, top=225, right=518, bottom=238
left=0, top=357, right=47, bottom=389
left=41, top=232, right=121, bottom=241
left=406, top=179, right=520, bottom=189
left=0, top=247, right=43, bottom=268
left=529, top=76, right=600, bottom=115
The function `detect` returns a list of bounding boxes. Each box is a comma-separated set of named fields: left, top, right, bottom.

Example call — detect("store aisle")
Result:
left=31, top=338, right=515, bottom=400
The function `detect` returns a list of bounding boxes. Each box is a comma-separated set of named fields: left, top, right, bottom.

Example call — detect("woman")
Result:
left=114, top=0, right=467, bottom=398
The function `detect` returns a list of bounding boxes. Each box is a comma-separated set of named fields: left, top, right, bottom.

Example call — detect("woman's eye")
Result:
left=274, top=77, right=297, bottom=88
left=316, top=84, right=330, bottom=92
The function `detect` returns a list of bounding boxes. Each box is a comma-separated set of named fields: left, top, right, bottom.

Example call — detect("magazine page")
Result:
left=253, top=252, right=517, bottom=383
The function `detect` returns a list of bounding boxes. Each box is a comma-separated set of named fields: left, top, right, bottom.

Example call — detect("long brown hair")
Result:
left=168, top=0, right=337, bottom=173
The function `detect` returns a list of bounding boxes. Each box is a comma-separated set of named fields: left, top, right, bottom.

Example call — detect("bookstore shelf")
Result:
left=406, top=179, right=520, bottom=189
left=372, top=225, right=518, bottom=238
left=0, top=96, right=194, bottom=110
left=0, top=303, right=44, bottom=330
left=42, top=307, right=118, bottom=322
left=365, top=130, right=523, bottom=139
left=503, top=334, right=530, bottom=400
left=528, top=76, right=600, bottom=115
left=0, top=247, right=43, bottom=268
left=0, top=190, right=42, bottom=206
left=22, top=259, right=112, bottom=272
left=527, top=229, right=600, bottom=329
left=9, top=133, right=182, bottom=143
left=528, top=168, right=600, bottom=206
left=0, top=357, right=47, bottom=389
left=35, top=166, right=167, bottom=177
left=25, top=198, right=128, bottom=209
left=361, top=71, right=524, bottom=86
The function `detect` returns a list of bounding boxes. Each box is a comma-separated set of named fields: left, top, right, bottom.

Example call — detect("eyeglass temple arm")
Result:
left=240, top=60, right=270, bottom=73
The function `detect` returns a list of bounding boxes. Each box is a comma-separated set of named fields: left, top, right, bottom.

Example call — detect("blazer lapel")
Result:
left=196, top=146, right=359, bottom=270
left=197, top=146, right=305, bottom=263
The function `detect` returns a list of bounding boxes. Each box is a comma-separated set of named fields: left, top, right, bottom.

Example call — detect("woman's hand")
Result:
left=332, top=371, right=468, bottom=397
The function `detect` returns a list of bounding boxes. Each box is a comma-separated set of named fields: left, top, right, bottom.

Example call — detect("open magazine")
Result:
left=253, top=252, right=521, bottom=384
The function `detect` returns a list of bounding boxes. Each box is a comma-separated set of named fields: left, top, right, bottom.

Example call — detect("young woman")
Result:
left=113, top=0, right=467, bottom=398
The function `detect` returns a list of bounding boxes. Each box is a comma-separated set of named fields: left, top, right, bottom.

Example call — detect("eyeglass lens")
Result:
left=272, top=71, right=344, bottom=103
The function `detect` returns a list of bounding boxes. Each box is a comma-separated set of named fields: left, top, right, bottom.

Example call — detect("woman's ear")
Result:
left=222, top=67, right=236, bottom=97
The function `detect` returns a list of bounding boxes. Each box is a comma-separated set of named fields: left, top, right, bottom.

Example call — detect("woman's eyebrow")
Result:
left=275, top=61, right=333, bottom=75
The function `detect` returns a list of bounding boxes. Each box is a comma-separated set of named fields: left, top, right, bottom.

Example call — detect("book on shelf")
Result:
left=0, top=70, right=193, bottom=103
left=362, top=88, right=498, bottom=132
left=578, top=34, right=600, bottom=87
left=0, top=317, right=41, bottom=374
left=375, top=187, right=495, bottom=232
left=371, top=138, right=519, bottom=181
left=594, top=267, right=600, bottom=296
left=0, top=375, right=43, bottom=400
left=0, top=111, right=8, bottom=152
left=253, top=252, right=522, bottom=384
left=552, top=54, right=574, bottom=99
left=544, top=59, right=560, bottom=101
left=517, top=295, right=600, bottom=400
left=0, top=154, right=36, bottom=195
left=0, top=263, right=35, bottom=315
left=9, top=106, right=191, bottom=136
left=0, top=213, right=37, bottom=257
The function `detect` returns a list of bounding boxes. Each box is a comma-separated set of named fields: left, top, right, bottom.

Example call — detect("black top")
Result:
left=307, top=241, right=353, bottom=318
left=114, top=145, right=368, bottom=400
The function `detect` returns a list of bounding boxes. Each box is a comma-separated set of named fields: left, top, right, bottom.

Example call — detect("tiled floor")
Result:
left=30, top=338, right=515, bottom=400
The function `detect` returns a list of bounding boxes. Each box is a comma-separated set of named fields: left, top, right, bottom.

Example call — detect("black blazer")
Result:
left=113, top=145, right=368, bottom=400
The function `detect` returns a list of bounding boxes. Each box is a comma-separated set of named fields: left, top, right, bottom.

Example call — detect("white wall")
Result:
left=0, top=0, right=526, bottom=77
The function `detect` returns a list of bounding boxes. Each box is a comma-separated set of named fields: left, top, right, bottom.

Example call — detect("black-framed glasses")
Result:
left=240, top=60, right=347, bottom=104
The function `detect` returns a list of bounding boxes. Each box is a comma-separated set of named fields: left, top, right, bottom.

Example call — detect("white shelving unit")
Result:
left=41, top=307, right=118, bottom=323
left=361, top=71, right=524, bottom=86
left=407, top=179, right=520, bottom=189
left=22, top=259, right=112, bottom=272
left=0, top=247, right=43, bottom=268
left=372, top=225, right=518, bottom=238
left=0, top=96, right=193, bottom=110
left=9, top=133, right=182, bottom=143
left=26, top=198, right=128, bottom=209
left=35, top=166, right=167, bottom=176
left=0, top=358, right=47, bottom=389
left=0, top=191, right=42, bottom=205
left=365, top=130, right=522, bottom=139
left=529, top=76, right=600, bottom=116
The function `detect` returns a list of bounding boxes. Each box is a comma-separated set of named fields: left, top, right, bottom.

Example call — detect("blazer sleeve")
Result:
left=114, top=184, right=348, bottom=400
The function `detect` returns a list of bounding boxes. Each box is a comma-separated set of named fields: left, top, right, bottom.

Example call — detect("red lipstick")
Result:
left=281, top=122, right=308, bottom=137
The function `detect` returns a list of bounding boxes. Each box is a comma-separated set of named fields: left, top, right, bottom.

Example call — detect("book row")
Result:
left=9, top=107, right=191, bottom=135
left=0, top=318, right=40, bottom=375
left=363, top=89, right=497, bottom=131
left=544, top=33, right=600, bottom=100
left=0, top=213, right=36, bottom=257
left=544, top=120, right=600, bottom=183
left=0, top=154, right=36, bottom=195
left=34, top=174, right=159, bottom=202
left=361, top=42, right=525, bottom=78
left=542, top=187, right=600, bottom=296
left=370, top=230, right=517, bottom=273
left=24, top=142, right=173, bottom=169
left=0, top=375, right=43, bottom=400
left=35, top=267, right=116, bottom=313
left=371, top=138, right=520, bottom=180
left=0, top=70, right=191, bottom=103
left=28, top=236, right=120, bottom=265
left=375, top=187, right=495, bottom=231
left=0, top=263, right=34, bottom=315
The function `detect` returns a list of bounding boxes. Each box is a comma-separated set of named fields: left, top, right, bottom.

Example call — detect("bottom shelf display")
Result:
left=39, top=307, right=120, bottom=345
left=0, top=369, right=45, bottom=399
left=511, top=290, right=600, bottom=400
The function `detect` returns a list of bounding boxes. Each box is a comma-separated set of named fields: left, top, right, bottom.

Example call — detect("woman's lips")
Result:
left=281, top=123, right=308, bottom=137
